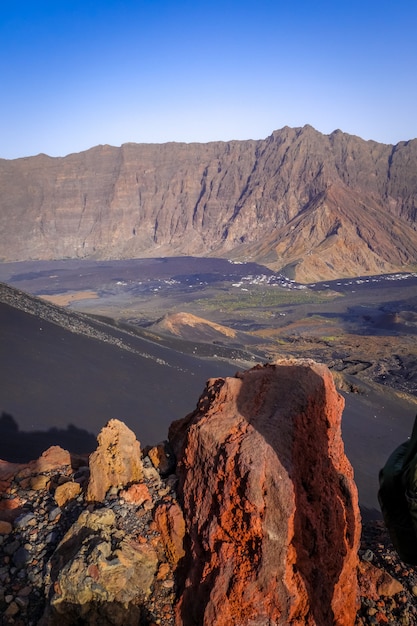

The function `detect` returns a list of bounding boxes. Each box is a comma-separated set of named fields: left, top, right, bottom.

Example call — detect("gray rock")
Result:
left=14, top=512, right=36, bottom=528
left=4, top=539, right=20, bottom=556
left=12, top=547, right=31, bottom=569
left=48, top=507, right=61, bottom=522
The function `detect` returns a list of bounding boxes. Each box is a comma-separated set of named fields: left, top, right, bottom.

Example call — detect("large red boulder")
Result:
left=169, top=360, right=361, bottom=626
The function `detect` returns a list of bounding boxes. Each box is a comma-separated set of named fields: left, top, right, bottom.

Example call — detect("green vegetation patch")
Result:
left=195, top=286, right=337, bottom=312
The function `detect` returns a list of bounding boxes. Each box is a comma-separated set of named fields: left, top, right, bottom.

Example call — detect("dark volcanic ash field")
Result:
left=1, top=257, right=417, bottom=518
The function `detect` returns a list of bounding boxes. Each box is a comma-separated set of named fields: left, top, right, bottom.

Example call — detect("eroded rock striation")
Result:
left=170, top=359, right=361, bottom=626
left=2, top=126, right=417, bottom=280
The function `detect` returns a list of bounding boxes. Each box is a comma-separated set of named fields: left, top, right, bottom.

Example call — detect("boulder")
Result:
left=154, top=501, right=186, bottom=567
left=54, top=481, right=82, bottom=507
left=86, top=419, right=143, bottom=502
left=0, top=459, right=25, bottom=492
left=358, top=560, right=404, bottom=599
left=147, top=441, right=176, bottom=476
left=119, top=482, right=152, bottom=506
left=41, top=508, right=158, bottom=626
left=0, top=447, right=72, bottom=493
left=170, top=360, right=361, bottom=626
left=0, top=494, right=27, bottom=523
left=17, top=446, right=72, bottom=477
left=0, top=520, right=12, bottom=534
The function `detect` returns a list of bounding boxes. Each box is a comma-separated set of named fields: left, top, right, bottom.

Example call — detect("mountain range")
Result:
left=1, top=125, right=417, bottom=282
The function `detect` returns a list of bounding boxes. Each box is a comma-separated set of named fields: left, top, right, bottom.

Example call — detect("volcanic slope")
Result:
left=2, top=126, right=417, bottom=281
left=0, top=283, right=239, bottom=461
left=150, top=312, right=262, bottom=347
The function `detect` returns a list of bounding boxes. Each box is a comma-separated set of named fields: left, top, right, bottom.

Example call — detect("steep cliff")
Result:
left=1, top=126, right=417, bottom=281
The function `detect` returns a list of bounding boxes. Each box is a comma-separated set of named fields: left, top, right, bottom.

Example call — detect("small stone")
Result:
left=17, top=586, right=31, bottom=597
left=4, top=539, right=20, bottom=555
left=45, top=530, right=59, bottom=544
left=166, top=474, right=178, bottom=489
left=143, top=465, right=161, bottom=485
left=5, top=600, right=20, bottom=616
left=12, top=546, right=31, bottom=568
left=14, top=512, right=36, bottom=528
left=15, top=595, right=29, bottom=608
left=412, top=585, right=417, bottom=597
left=48, top=507, right=62, bottom=522
left=362, top=549, right=374, bottom=562
left=120, top=483, right=152, bottom=506
left=148, top=442, right=175, bottom=476
left=54, top=481, right=82, bottom=507
left=157, top=562, right=170, bottom=580
left=30, top=474, right=50, bottom=490
left=0, top=520, right=12, bottom=534
left=375, top=611, right=389, bottom=624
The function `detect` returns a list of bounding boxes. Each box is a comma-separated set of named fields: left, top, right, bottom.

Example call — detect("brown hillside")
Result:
left=1, top=125, right=417, bottom=281
left=153, top=312, right=237, bottom=340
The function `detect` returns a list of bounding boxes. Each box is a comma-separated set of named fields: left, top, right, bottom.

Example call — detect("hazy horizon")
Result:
left=1, top=0, right=416, bottom=160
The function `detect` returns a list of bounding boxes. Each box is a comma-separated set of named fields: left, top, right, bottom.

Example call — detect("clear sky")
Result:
left=1, top=0, right=416, bottom=159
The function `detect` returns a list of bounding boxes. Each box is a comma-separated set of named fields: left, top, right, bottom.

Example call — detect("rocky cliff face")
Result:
left=1, top=126, right=417, bottom=281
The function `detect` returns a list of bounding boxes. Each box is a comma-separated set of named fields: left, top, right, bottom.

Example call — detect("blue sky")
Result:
left=1, top=0, right=416, bottom=159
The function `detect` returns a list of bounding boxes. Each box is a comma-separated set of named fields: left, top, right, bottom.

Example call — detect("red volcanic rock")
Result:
left=0, top=447, right=72, bottom=488
left=154, top=501, right=186, bottom=568
left=0, top=494, right=26, bottom=523
left=120, top=482, right=152, bottom=506
left=87, top=419, right=143, bottom=502
left=0, top=460, right=25, bottom=492
left=0, top=447, right=73, bottom=522
left=147, top=442, right=175, bottom=476
left=358, top=560, right=404, bottom=600
left=30, top=446, right=72, bottom=473
left=170, top=359, right=361, bottom=626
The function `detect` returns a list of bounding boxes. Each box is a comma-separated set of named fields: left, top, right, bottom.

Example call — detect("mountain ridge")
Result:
left=1, top=125, right=417, bottom=281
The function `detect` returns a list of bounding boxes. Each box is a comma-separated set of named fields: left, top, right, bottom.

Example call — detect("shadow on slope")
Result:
left=0, top=412, right=96, bottom=463
left=0, top=284, right=239, bottom=462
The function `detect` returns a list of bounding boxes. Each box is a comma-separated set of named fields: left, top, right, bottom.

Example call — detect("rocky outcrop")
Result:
left=1, top=359, right=394, bottom=626
left=86, top=419, right=143, bottom=502
left=41, top=508, right=159, bottom=626
left=169, top=360, right=361, bottom=626
left=1, top=126, right=417, bottom=280
left=0, top=446, right=77, bottom=522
